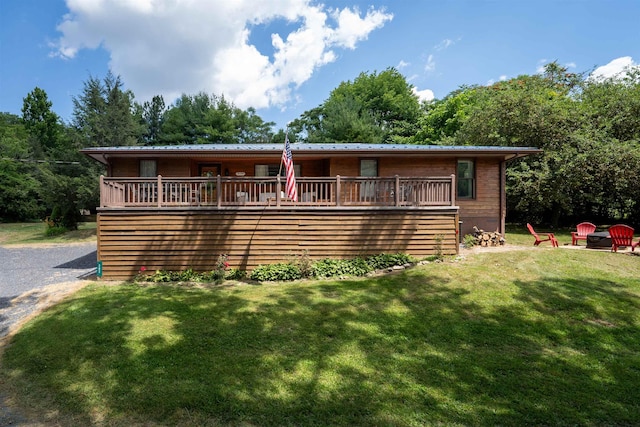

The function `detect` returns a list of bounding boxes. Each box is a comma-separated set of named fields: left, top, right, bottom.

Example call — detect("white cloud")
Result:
left=424, top=54, right=435, bottom=72
left=52, top=0, right=392, bottom=109
left=405, top=73, right=419, bottom=83
left=397, top=60, right=410, bottom=70
left=329, top=6, right=392, bottom=49
left=434, top=38, right=454, bottom=51
left=590, top=56, right=639, bottom=81
left=412, top=87, right=434, bottom=102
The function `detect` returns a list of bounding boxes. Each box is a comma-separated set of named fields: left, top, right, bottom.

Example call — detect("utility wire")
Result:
left=0, top=157, right=80, bottom=165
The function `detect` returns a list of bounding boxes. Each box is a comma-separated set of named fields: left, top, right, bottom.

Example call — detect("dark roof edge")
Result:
left=81, top=143, right=543, bottom=164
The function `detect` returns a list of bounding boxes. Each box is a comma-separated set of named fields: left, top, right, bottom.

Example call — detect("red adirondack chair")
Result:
left=608, top=224, right=635, bottom=252
left=571, top=222, right=596, bottom=246
left=527, top=223, right=558, bottom=247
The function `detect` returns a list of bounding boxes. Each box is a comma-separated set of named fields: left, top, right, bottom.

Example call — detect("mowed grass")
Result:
left=507, top=223, right=589, bottom=246
left=0, top=221, right=96, bottom=245
left=1, top=247, right=639, bottom=426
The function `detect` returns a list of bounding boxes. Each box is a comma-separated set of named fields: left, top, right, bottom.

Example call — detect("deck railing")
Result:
left=99, top=175, right=456, bottom=208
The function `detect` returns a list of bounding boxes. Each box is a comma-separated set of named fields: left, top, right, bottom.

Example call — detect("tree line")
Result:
left=1, top=63, right=639, bottom=230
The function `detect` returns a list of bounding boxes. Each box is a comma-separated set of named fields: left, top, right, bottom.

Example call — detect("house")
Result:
left=82, top=143, right=541, bottom=279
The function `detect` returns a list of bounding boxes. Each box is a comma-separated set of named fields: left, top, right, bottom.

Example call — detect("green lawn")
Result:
left=504, top=223, right=575, bottom=246
left=2, top=247, right=639, bottom=426
left=0, top=221, right=96, bottom=245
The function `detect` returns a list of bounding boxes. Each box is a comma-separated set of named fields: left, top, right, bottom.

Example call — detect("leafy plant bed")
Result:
left=135, top=252, right=419, bottom=284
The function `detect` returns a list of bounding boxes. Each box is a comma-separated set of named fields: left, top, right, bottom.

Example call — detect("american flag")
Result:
left=282, top=135, right=298, bottom=202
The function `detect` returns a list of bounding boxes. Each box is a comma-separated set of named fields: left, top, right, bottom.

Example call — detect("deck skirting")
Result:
left=97, top=207, right=460, bottom=280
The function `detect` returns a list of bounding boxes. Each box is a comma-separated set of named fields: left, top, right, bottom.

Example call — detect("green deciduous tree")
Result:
left=414, top=85, right=480, bottom=144
left=38, top=162, right=98, bottom=230
left=0, top=113, right=43, bottom=221
left=446, top=62, right=640, bottom=226
left=19, top=85, right=103, bottom=229
left=580, top=68, right=640, bottom=142
left=317, top=93, right=384, bottom=143
left=291, top=68, right=421, bottom=143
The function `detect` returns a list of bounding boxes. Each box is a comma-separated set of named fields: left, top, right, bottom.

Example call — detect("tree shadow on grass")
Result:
left=1, top=271, right=639, bottom=426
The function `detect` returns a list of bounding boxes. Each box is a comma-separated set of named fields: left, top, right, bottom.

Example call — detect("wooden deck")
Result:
left=96, top=175, right=460, bottom=279
left=100, top=175, right=456, bottom=209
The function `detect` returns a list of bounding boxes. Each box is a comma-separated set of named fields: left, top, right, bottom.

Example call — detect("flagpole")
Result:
left=278, top=129, right=288, bottom=177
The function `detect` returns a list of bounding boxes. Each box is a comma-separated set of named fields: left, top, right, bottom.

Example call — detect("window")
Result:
left=360, top=159, right=378, bottom=199
left=457, top=160, right=475, bottom=198
left=255, top=164, right=301, bottom=177
left=140, top=160, right=157, bottom=177
left=359, top=159, right=378, bottom=177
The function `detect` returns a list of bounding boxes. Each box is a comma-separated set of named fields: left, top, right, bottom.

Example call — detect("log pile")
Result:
left=471, top=226, right=505, bottom=247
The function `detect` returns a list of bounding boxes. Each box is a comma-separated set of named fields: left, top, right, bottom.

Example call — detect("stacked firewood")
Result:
left=471, top=226, right=505, bottom=247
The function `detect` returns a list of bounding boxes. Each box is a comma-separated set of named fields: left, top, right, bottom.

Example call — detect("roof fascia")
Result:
left=80, top=146, right=543, bottom=164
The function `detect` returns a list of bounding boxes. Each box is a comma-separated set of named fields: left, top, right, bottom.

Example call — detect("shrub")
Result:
left=434, top=234, right=444, bottom=260
left=366, top=253, right=414, bottom=270
left=249, top=263, right=302, bottom=282
left=463, top=234, right=477, bottom=248
left=225, top=268, right=246, bottom=280
left=134, top=252, right=416, bottom=284
left=312, top=257, right=373, bottom=279
left=289, top=250, right=314, bottom=278
left=143, top=270, right=173, bottom=283
left=135, top=254, right=236, bottom=284
left=44, top=214, right=68, bottom=237
left=44, top=225, right=67, bottom=237
left=46, top=203, right=81, bottom=231
left=137, top=269, right=210, bottom=283
left=210, top=254, right=230, bottom=284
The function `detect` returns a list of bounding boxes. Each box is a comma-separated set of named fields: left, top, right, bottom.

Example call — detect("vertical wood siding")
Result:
left=97, top=208, right=459, bottom=280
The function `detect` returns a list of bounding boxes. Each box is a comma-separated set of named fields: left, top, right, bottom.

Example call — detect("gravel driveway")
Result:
left=0, top=242, right=97, bottom=340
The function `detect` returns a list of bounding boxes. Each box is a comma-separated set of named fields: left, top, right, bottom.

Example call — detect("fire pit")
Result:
left=586, top=231, right=611, bottom=249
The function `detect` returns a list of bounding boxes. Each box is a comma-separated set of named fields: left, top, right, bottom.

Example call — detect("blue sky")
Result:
left=1, top=0, right=639, bottom=132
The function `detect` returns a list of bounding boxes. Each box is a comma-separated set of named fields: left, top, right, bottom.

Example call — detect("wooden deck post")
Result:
left=336, top=175, right=341, bottom=206
left=395, top=175, right=400, bottom=206
left=216, top=175, right=222, bottom=208
left=100, top=175, right=105, bottom=207
left=450, top=174, right=456, bottom=206
left=276, top=175, right=281, bottom=207
left=157, top=175, right=163, bottom=207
